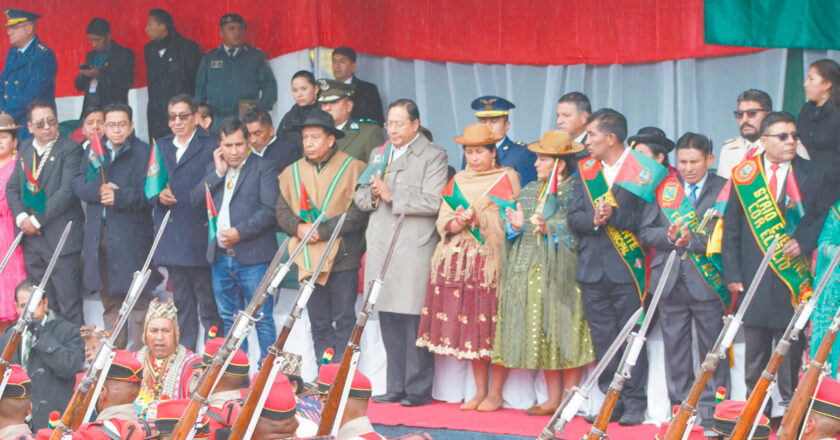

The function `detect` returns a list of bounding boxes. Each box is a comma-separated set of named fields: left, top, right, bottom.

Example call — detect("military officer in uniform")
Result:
left=195, top=13, right=277, bottom=128
left=0, top=8, right=57, bottom=140
left=465, top=95, right=536, bottom=184
left=318, top=79, right=385, bottom=163
left=316, top=364, right=386, bottom=440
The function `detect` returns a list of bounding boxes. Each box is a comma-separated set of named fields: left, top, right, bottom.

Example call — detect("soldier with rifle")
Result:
left=793, top=377, right=840, bottom=440
left=70, top=350, right=143, bottom=439
left=189, top=337, right=249, bottom=408
left=315, top=364, right=384, bottom=440
left=711, top=399, right=771, bottom=439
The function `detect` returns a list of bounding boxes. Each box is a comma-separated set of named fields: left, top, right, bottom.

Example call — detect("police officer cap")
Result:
left=4, top=8, right=40, bottom=27
left=317, top=79, right=354, bottom=103
left=219, top=13, right=246, bottom=29
left=292, top=109, right=345, bottom=139
left=471, top=95, right=515, bottom=118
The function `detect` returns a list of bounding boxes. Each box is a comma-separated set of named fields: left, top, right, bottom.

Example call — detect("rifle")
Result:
left=317, top=213, right=406, bottom=436
left=662, top=236, right=780, bottom=440
left=52, top=211, right=171, bottom=440
left=776, top=249, right=840, bottom=440
left=538, top=308, right=643, bottom=440
left=229, top=213, right=347, bottom=440
left=729, top=240, right=837, bottom=440
left=585, top=250, right=676, bottom=440
left=0, top=223, right=72, bottom=398
left=681, top=207, right=715, bottom=261
left=171, top=212, right=326, bottom=440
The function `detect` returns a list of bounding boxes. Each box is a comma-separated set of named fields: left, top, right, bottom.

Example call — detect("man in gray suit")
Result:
left=639, top=133, right=728, bottom=431
left=6, top=100, right=84, bottom=324
left=354, top=99, right=448, bottom=407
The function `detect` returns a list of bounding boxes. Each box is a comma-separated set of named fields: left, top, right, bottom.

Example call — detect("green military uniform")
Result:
left=195, top=43, right=277, bottom=124
left=318, top=79, right=384, bottom=163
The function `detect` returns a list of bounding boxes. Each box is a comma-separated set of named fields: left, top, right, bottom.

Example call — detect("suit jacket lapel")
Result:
left=176, top=138, right=202, bottom=169
left=230, top=159, right=252, bottom=200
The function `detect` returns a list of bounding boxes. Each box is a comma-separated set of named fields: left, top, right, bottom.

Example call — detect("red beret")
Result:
left=156, top=399, right=210, bottom=437
left=316, top=364, right=372, bottom=400
left=194, top=338, right=250, bottom=376
left=2, top=364, right=32, bottom=398
left=713, top=400, right=770, bottom=438
left=250, top=373, right=296, bottom=420
left=107, top=350, right=143, bottom=382
left=655, top=422, right=705, bottom=440
left=812, top=377, right=840, bottom=421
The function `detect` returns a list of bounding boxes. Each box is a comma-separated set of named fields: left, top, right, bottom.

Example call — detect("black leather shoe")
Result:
left=372, top=392, right=406, bottom=403
left=400, top=395, right=431, bottom=407
left=618, top=409, right=644, bottom=426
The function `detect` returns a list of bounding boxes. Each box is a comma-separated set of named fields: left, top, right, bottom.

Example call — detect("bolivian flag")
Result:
left=20, top=159, right=45, bottom=214
left=441, top=176, right=483, bottom=244
left=144, top=139, right=168, bottom=199
left=205, top=183, right=217, bottom=243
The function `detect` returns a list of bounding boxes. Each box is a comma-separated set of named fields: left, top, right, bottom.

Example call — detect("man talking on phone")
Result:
left=74, top=18, right=134, bottom=114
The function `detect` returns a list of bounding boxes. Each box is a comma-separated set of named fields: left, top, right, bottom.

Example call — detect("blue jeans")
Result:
left=211, top=253, right=275, bottom=360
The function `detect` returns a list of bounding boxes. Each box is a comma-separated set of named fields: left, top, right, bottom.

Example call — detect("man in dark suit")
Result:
left=723, top=111, right=830, bottom=406
left=6, top=101, right=84, bottom=324
left=639, top=133, right=728, bottom=430
left=149, top=94, right=223, bottom=351
left=332, top=46, right=384, bottom=125
left=190, top=118, right=279, bottom=359
left=74, top=18, right=134, bottom=113
left=144, top=8, right=202, bottom=141
left=567, top=108, right=648, bottom=425
left=318, top=79, right=384, bottom=163
left=243, top=109, right=299, bottom=173
left=556, top=92, right=591, bottom=160
left=0, top=280, right=85, bottom=429
left=72, top=103, right=153, bottom=350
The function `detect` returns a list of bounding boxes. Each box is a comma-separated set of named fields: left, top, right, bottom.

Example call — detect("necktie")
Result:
left=768, top=164, right=780, bottom=201
left=227, top=47, right=235, bottom=58
left=688, top=184, right=699, bottom=206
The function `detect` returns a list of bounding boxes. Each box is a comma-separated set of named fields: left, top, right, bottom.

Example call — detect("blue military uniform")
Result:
left=0, top=9, right=56, bottom=140
left=463, top=95, right=536, bottom=184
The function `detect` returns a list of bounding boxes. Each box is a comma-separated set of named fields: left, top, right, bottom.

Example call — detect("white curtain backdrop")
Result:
left=71, top=45, right=840, bottom=424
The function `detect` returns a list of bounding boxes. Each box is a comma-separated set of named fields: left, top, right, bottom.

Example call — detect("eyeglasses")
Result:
left=762, top=132, right=799, bottom=142
left=733, top=109, right=766, bottom=120
left=384, top=121, right=408, bottom=129
left=105, top=121, right=130, bottom=129
left=32, top=118, right=58, bottom=129
left=168, top=113, right=192, bottom=122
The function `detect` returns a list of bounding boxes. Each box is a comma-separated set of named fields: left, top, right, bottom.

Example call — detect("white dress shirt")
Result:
left=251, top=136, right=276, bottom=158
left=684, top=172, right=709, bottom=204
left=15, top=138, right=56, bottom=230
left=216, top=158, right=247, bottom=248
left=173, top=129, right=197, bottom=163
left=763, top=157, right=790, bottom=201
left=602, top=147, right=631, bottom=187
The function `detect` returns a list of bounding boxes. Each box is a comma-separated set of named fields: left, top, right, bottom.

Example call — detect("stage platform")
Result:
left=369, top=400, right=659, bottom=440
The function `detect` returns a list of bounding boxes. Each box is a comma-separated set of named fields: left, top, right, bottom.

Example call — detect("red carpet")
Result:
left=368, top=400, right=658, bottom=439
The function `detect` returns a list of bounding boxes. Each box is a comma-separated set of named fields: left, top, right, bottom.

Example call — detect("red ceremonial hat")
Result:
left=713, top=400, right=771, bottom=438
left=655, top=422, right=705, bottom=440
left=107, top=350, right=143, bottom=382
left=811, top=376, right=840, bottom=421
left=2, top=364, right=32, bottom=398
left=156, top=399, right=210, bottom=437
left=316, top=363, right=372, bottom=400
left=35, top=428, right=54, bottom=440
left=193, top=337, right=250, bottom=376
left=250, top=372, right=296, bottom=420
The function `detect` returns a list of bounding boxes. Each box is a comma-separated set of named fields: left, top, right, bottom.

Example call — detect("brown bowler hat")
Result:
left=528, top=130, right=584, bottom=156
left=0, top=114, right=21, bottom=132
left=453, top=123, right=504, bottom=146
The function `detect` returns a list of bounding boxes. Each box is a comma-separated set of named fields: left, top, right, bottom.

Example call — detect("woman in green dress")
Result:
left=812, top=197, right=840, bottom=378
left=492, top=130, right=595, bottom=416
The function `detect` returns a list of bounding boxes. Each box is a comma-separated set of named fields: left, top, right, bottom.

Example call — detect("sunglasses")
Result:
left=733, top=109, right=766, bottom=120
left=32, top=118, right=58, bottom=129
left=168, top=113, right=193, bottom=122
left=762, top=132, right=800, bottom=142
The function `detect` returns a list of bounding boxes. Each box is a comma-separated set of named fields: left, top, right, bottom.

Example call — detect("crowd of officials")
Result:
left=0, top=6, right=840, bottom=440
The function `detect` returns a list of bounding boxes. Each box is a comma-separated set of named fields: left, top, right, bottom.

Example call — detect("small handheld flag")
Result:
left=20, top=159, right=45, bottom=214
left=613, top=148, right=669, bottom=203
left=535, top=159, right=560, bottom=219
left=205, top=183, right=217, bottom=244
left=357, top=141, right=391, bottom=185
left=483, top=171, right=516, bottom=220
left=441, top=176, right=483, bottom=244
left=299, top=180, right=321, bottom=223
left=85, top=127, right=105, bottom=182
left=144, top=139, right=169, bottom=199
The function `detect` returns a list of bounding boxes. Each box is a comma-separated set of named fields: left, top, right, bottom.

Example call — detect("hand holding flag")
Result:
left=205, top=183, right=217, bottom=244
left=144, top=139, right=169, bottom=199
left=613, top=148, right=669, bottom=203
left=85, top=126, right=105, bottom=182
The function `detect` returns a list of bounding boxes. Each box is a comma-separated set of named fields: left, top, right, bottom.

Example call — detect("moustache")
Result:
left=740, top=123, right=756, bottom=131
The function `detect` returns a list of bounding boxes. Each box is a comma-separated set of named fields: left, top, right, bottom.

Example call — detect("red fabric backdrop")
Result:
left=0, top=0, right=759, bottom=98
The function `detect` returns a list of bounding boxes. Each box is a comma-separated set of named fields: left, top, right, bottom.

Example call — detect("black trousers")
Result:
left=23, top=246, right=83, bottom=325
left=580, top=278, right=648, bottom=412
left=98, top=226, right=149, bottom=350
left=379, top=311, right=434, bottom=399
left=306, top=269, right=359, bottom=364
left=659, top=280, right=729, bottom=426
left=744, top=325, right=804, bottom=404
left=167, top=265, right=223, bottom=351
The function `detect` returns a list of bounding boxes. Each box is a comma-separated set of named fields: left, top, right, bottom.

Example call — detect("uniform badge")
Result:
left=210, top=60, right=223, bottom=69
left=349, top=122, right=359, bottom=131
left=661, top=182, right=678, bottom=203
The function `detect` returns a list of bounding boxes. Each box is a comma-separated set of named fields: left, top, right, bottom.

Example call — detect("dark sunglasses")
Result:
left=168, top=113, right=192, bottom=122
left=733, top=109, right=766, bottom=120
left=762, top=132, right=800, bottom=142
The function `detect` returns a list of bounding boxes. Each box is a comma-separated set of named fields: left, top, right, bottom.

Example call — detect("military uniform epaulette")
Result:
left=348, top=121, right=360, bottom=131
left=721, top=137, right=740, bottom=147
left=357, top=118, right=378, bottom=125
left=514, top=140, right=526, bottom=146
left=37, top=44, right=46, bottom=51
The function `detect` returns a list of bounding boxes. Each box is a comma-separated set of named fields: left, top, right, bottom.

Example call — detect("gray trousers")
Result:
left=379, top=311, right=434, bottom=398
left=744, top=325, right=804, bottom=405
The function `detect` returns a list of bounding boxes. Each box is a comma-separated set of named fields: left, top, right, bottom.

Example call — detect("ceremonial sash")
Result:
left=730, top=157, right=813, bottom=305
left=291, top=156, right=355, bottom=270
left=578, top=158, right=648, bottom=300
left=655, top=174, right=729, bottom=308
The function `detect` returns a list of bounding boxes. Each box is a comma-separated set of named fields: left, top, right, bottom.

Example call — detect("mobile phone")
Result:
left=79, top=64, right=91, bottom=70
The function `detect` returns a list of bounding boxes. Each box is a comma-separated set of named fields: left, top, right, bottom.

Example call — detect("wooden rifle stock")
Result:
left=317, top=324, right=363, bottom=435
left=0, top=332, right=21, bottom=386
left=662, top=362, right=717, bottom=440
left=777, top=308, right=840, bottom=440
left=586, top=387, right=621, bottom=440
